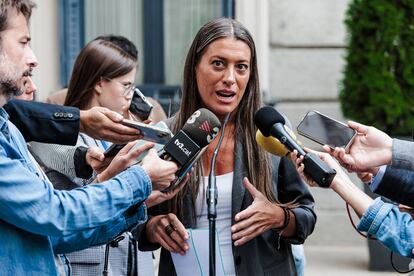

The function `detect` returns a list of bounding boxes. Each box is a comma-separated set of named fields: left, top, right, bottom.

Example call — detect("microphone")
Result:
left=255, top=126, right=301, bottom=158
left=161, top=108, right=221, bottom=191
left=254, top=106, right=336, bottom=187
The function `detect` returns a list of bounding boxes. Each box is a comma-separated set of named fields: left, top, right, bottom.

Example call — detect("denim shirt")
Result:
left=357, top=197, right=414, bottom=257
left=0, top=108, right=151, bottom=275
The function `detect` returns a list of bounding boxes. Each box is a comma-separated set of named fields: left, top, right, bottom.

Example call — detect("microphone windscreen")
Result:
left=254, top=106, right=285, bottom=136
left=182, top=108, right=222, bottom=147
left=256, top=130, right=289, bottom=157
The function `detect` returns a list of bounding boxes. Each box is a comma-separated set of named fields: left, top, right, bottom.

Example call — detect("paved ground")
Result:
left=305, top=245, right=400, bottom=276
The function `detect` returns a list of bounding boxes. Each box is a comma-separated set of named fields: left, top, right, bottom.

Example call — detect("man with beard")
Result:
left=0, top=1, right=180, bottom=274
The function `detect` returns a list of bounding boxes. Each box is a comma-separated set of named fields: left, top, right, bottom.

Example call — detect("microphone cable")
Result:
left=345, top=202, right=374, bottom=240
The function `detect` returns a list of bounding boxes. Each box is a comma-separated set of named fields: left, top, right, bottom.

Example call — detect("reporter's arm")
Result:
left=391, top=139, right=414, bottom=171
left=5, top=100, right=79, bottom=145
left=0, top=145, right=152, bottom=237
left=29, top=140, right=85, bottom=182
left=357, top=198, right=414, bottom=257
left=51, top=204, right=147, bottom=253
left=374, top=166, right=414, bottom=208
left=79, top=107, right=142, bottom=144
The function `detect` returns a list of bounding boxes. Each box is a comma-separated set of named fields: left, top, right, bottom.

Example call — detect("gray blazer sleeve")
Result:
left=374, top=166, right=414, bottom=208
left=391, top=139, right=414, bottom=171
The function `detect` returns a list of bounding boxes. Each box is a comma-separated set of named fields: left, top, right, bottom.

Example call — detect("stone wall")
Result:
left=268, top=0, right=366, bottom=247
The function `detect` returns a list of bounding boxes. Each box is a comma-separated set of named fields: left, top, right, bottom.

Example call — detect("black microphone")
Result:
left=161, top=108, right=222, bottom=191
left=254, top=106, right=336, bottom=188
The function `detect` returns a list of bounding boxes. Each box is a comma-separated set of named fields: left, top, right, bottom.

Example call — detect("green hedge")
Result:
left=340, top=0, right=414, bottom=136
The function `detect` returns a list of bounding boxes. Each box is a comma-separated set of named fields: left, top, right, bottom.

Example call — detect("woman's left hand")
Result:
left=231, top=177, right=285, bottom=246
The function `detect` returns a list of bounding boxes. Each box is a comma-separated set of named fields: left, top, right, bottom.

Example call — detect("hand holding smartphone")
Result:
left=121, top=119, right=172, bottom=144
left=104, top=121, right=172, bottom=158
left=297, top=110, right=357, bottom=152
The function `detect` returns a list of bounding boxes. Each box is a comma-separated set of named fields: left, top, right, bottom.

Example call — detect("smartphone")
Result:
left=105, top=121, right=172, bottom=158
left=104, top=143, right=126, bottom=157
left=122, top=119, right=172, bottom=144
left=130, top=121, right=172, bottom=163
left=297, top=110, right=357, bottom=151
left=129, top=87, right=153, bottom=120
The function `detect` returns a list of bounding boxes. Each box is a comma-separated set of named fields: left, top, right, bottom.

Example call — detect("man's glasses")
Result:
left=102, top=77, right=134, bottom=96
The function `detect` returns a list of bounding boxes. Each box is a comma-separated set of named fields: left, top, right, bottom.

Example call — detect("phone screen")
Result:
left=297, top=111, right=356, bottom=148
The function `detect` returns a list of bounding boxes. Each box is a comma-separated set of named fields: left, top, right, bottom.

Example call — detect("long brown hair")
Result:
left=170, top=18, right=275, bottom=220
left=64, top=38, right=137, bottom=109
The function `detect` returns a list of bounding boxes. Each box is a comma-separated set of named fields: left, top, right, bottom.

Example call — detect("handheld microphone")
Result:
left=255, top=126, right=301, bottom=158
left=254, top=106, right=336, bottom=187
left=161, top=108, right=221, bottom=191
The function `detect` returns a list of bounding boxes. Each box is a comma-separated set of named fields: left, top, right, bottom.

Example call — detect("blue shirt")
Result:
left=368, top=165, right=386, bottom=191
left=357, top=197, right=414, bottom=257
left=0, top=108, right=151, bottom=275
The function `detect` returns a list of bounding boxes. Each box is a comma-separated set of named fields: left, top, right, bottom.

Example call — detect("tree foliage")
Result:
left=341, top=0, right=414, bottom=136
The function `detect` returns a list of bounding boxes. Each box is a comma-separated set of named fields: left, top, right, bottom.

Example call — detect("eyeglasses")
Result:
left=102, top=77, right=135, bottom=97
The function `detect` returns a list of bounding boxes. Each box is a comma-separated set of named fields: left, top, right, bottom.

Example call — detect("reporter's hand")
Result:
left=145, top=214, right=189, bottom=255
left=324, top=121, right=392, bottom=173
left=356, top=172, right=373, bottom=184
left=231, top=178, right=286, bottom=246
left=145, top=172, right=191, bottom=208
left=97, top=141, right=154, bottom=182
left=141, top=149, right=178, bottom=191
left=85, top=146, right=109, bottom=174
left=290, top=148, right=351, bottom=189
left=79, top=106, right=143, bottom=144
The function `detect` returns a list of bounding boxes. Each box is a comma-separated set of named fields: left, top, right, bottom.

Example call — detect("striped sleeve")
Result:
left=28, top=138, right=84, bottom=180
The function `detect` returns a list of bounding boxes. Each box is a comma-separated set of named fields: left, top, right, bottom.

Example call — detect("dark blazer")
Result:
left=4, top=99, right=80, bottom=145
left=135, top=137, right=316, bottom=276
left=374, top=166, right=414, bottom=208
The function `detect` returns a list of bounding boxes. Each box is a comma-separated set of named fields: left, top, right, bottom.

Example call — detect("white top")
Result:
left=195, top=172, right=236, bottom=276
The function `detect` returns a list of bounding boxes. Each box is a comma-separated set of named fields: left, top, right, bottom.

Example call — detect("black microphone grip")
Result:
left=302, top=152, right=336, bottom=188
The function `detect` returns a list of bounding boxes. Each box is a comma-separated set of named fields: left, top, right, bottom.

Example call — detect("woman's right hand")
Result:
left=146, top=213, right=189, bottom=255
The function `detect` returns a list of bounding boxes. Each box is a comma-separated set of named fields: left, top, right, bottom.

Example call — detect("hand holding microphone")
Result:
left=160, top=108, right=221, bottom=192
left=254, top=106, right=336, bottom=187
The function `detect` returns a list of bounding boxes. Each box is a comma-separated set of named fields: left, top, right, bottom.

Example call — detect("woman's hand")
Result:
left=145, top=214, right=189, bottom=255
left=145, top=173, right=190, bottom=208
left=97, top=141, right=154, bottom=182
left=231, top=177, right=285, bottom=246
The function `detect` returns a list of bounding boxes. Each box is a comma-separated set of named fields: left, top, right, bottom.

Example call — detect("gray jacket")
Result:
left=136, top=137, right=316, bottom=276
left=392, top=138, right=414, bottom=171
